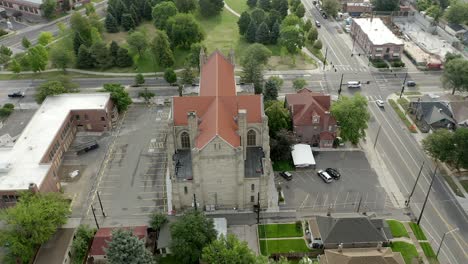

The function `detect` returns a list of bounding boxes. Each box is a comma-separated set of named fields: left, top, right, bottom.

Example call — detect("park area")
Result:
left=257, top=223, right=313, bottom=256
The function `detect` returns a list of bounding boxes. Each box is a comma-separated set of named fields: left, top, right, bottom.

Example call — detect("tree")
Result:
left=174, top=0, right=197, bottom=13
left=116, top=47, right=134, bottom=67
left=181, top=64, right=195, bottom=84
left=186, top=42, right=207, bottom=70
left=0, top=191, right=70, bottom=263
left=293, top=78, right=307, bottom=90
left=152, top=1, right=178, bottom=29
left=0, top=45, right=12, bottom=56
left=76, top=45, right=95, bottom=69
left=265, top=10, right=281, bottom=28
left=28, top=45, right=48, bottom=72
left=164, top=68, right=177, bottom=84
left=127, top=31, right=148, bottom=56
left=71, top=225, right=96, bottom=264
left=303, top=20, right=312, bottom=33
left=265, top=101, right=290, bottom=137
left=247, top=0, right=258, bottom=9
left=245, top=20, right=258, bottom=43
left=151, top=30, right=175, bottom=68
left=90, top=42, right=111, bottom=69
left=166, top=13, right=205, bottom=48
left=49, top=45, right=74, bottom=71
left=256, top=22, right=270, bottom=44
left=295, top=3, right=305, bottom=18
left=444, top=52, right=462, bottom=63
left=263, top=76, right=281, bottom=101
left=41, top=0, right=57, bottom=19
left=170, top=210, right=217, bottom=264
left=289, top=0, right=301, bottom=12
left=199, top=0, right=224, bottom=16
left=70, top=12, right=93, bottom=51
left=270, top=20, right=280, bottom=44
left=372, top=0, right=399, bottom=11
left=280, top=26, right=305, bottom=54
left=271, top=0, right=289, bottom=18
left=105, top=13, right=119, bottom=33
left=36, top=77, right=78, bottom=103
left=22, top=37, right=31, bottom=49
left=121, top=13, right=136, bottom=31
left=453, top=128, right=468, bottom=170
left=110, top=40, right=120, bottom=65
left=307, top=27, right=318, bottom=43
left=105, top=229, right=155, bottom=264
left=330, top=93, right=370, bottom=145
left=251, top=8, right=266, bottom=24
left=445, top=1, right=468, bottom=24
left=202, top=234, right=257, bottom=263
left=423, top=129, right=456, bottom=164
left=9, top=59, right=21, bottom=74
left=85, top=3, right=96, bottom=16
left=238, top=12, right=252, bottom=36
left=61, top=0, right=71, bottom=11
left=281, top=14, right=303, bottom=29
left=441, top=58, right=468, bottom=94
left=322, top=0, right=340, bottom=17
left=149, top=212, right=168, bottom=230
left=135, top=73, right=145, bottom=86
left=313, top=39, right=322, bottom=49
left=241, top=44, right=272, bottom=93
left=102, top=83, right=132, bottom=112
left=259, top=0, right=271, bottom=11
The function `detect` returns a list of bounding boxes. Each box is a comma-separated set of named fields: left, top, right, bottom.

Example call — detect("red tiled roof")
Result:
left=89, top=226, right=147, bottom=257
left=285, top=89, right=336, bottom=127
left=173, top=51, right=262, bottom=149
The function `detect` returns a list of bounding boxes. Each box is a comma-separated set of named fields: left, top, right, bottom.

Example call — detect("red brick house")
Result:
left=285, top=89, right=337, bottom=148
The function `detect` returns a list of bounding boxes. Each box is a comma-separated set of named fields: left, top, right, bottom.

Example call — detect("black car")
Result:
left=279, top=171, right=292, bottom=181
left=322, top=13, right=328, bottom=19
left=406, top=81, right=416, bottom=87
left=8, top=91, right=25, bottom=98
left=325, top=168, right=341, bottom=180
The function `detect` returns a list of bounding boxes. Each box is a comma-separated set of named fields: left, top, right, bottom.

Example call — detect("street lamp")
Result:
left=436, top=228, right=459, bottom=258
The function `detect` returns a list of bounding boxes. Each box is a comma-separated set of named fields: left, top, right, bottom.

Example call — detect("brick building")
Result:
left=351, top=18, right=404, bottom=60
left=167, top=50, right=277, bottom=212
left=0, top=93, right=117, bottom=208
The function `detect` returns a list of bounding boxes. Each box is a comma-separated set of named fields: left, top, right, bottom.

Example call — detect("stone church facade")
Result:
left=166, top=50, right=278, bottom=212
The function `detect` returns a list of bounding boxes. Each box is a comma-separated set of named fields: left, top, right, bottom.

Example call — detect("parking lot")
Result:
left=278, top=151, right=390, bottom=214
left=85, top=104, right=170, bottom=225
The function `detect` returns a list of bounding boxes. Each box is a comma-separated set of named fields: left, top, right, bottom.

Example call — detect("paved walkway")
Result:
left=224, top=2, right=240, bottom=17
left=402, top=221, right=430, bottom=264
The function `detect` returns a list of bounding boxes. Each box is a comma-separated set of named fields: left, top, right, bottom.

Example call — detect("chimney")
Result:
left=199, top=48, right=207, bottom=70
left=338, top=243, right=343, bottom=252
left=187, top=111, right=198, bottom=149
left=228, top=48, right=235, bottom=66
left=323, top=111, right=330, bottom=131
left=377, top=241, right=383, bottom=251
left=28, top=183, right=38, bottom=193
left=238, top=109, right=247, bottom=158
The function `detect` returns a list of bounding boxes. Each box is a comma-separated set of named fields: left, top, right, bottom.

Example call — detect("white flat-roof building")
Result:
left=351, top=18, right=404, bottom=59
left=0, top=93, right=116, bottom=208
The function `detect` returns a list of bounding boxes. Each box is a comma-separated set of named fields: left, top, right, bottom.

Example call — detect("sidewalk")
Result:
left=402, top=221, right=429, bottom=264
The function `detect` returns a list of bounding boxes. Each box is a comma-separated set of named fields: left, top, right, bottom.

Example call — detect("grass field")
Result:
left=443, top=176, right=465, bottom=197
left=258, top=223, right=303, bottom=238
left=259, top=239, right=310, bottom=255
left=461, top=180, right=468, bottom=193
left=224, top=0, right=249, bottom=13
left=158, top=255, right=178, bottom=264
left=387, top=220, right=409, bottom=238
left=389, top=99, right=417, bottom=133
left=0, top=72, right=130, bottom=80
left=409, top=222, right=427, bottom=241
left=272, top=160, right=295, bottom=172
left=420, top=242, right=439, bottom=264
left=391, top=242, right=419, bottom=264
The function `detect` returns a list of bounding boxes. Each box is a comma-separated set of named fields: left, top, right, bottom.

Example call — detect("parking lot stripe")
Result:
left=333, top=192, right=340, bottom=208
left=141, top=198, right=165, bottom=201
left=343, top=192, right=350, bottom=208
left=323, top=193, right=329, bottom=209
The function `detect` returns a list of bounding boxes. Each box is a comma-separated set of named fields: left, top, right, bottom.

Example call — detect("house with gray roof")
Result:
left=315, top=216, right=392, bottom=249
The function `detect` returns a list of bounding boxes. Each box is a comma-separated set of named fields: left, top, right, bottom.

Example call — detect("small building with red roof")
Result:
left=285, top=89, right=337, bottom=148
left=167, top=50, right=277, bottom=211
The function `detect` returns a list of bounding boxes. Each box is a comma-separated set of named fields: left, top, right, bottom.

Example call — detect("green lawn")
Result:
left=258, top=223, right=303, bottom=238
left=387, top=220, right=409, bottom=238
left=388, top=99, right=417, bottom=133
left=409, top=222, right=427, bottom=241
left=442, top=176, right=465, bottom=197
left=391, top=242, right=419, bottom=264
left=460, top=180, right=468, bottom=193
left=224, top=0, right=249, bottom=13
left=272, top=160, right=295, bottom=172
left=397, top=97, right=410, bottom=112
left=0, top=72, right=130, bottom=80
left=158, top=255, right=179, bottom=264
left=259, top=239, right=310, bottom=255
left=420, top=242, right=439, bottom=264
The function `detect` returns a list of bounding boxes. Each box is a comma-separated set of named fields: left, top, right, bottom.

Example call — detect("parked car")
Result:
left=406, top=81, right=416, bottom=87
left=8, top=91, right=25, bottom=98
left=279, top=171, right=293, bottom=181
left=325, top=168, right=341, bottom=180
left=376, top=100, right=385, bottom=108
left=315, top=20, right=321, bottom=27
left=317, top=170, right=333, bottom=183
left=322, top=13, right=328, bottom=19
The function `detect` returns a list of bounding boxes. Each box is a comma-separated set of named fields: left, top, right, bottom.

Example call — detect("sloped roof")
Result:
left=449, top=101, right=468, bottom=124
left=316, top=216, right=388, bottom=244
left=321, top=247, right=405, bottom=264
left=89, top=226, right=147, bottom=257
left=173, top=51, right=263, bottom=149
left=285, top=89, right=336, bottom=127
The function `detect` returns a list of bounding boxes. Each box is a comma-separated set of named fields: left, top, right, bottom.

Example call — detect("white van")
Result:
left=347, top=81, right=361, bottom=88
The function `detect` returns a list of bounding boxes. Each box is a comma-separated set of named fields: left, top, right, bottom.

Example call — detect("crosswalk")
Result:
left=366, top=95, right=384, bottom=102
left=331, top=65, right=369, bottom=72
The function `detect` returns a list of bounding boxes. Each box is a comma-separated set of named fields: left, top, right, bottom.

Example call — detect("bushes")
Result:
left=370, top=58, right=388, bottom=68
left=0, top=103, right=14, bottom=118
left=391, top=59, right=405, bottom=68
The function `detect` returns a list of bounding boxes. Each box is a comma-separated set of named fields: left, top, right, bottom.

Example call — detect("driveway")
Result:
left=278, top=151, right=389, bottom=214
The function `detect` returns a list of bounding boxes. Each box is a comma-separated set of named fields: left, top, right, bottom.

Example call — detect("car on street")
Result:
left=325, top=168, right=341, bottom=180
left=376, top=100, right=385, bottom=108
left=406, top=81, right=416, bottom=87
left=8, top=91, right=25, bottom=98
left=279, top=171, right=293, bottom=181
left=347, top=81, right=361, bottom=88
left=315, top=20, right=321, bottom=27
left=322, top=13, right=328, bottom=19
left=317, top=170, right=333, bottom=183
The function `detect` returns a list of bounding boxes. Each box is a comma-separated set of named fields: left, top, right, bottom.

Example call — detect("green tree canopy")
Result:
left=445, top=1, right=468, bottom=24
left=71, top=225, right=96, bottom=264
left=28, top=45, right=48, bottom=72
left=259, top=0, right=271, bottom=11
left=245, top=20, right=258, bottom=43
left=240, top=43, right=272, bottom=93
left=293, top=78, right=307, bottom=90
left=271, top=0, right=289, bottom=18
left=199, top=0, right=224, bottom=17
left=247, top=0, right=258, bottom=9
left=135, top=73, right=146, bottom=86
left=280, top=25, right=305, bottom=54
left=186, top=42, right=207, bottom=70
left=105, top=229, right=155, bottom=264
left=307, top=27, right=318, bottom=43
left=127, top=31, right=148, bottom=56
left=164, top=68, right=178, bottom=84
left=0, top=191, right=70, bottom=263
left=166, top=13, right=205, bottom=48
left=238, top=12, right=252, bottom=35
left=152, top=1, right=179, bottom=29
left=202, top=234, right=257, bottom=263
left=38, top=31, right=54, bottom=46
left=270, top=20, right=280, bottom=44
left=170, top=210, right=217, bottom=264
left=263, top=76, right=280, bottom=101
left=322, top=0, right=340, bottom=17
left=295, top=3, right=306, bottom=18
left=21, top=37, right=31, bottom=49
left=90, top=42, right=111, bottom=69
left=49, top=44, right=75, bottom=71
left=105, top=13, right=119, bottom=33
left=251, top=8, right=266, bottom=24
left=115, top=47, right=134, bottom=67
left=444, top=52, right=462, bottom=63
left=76, top=45, right=95, bottom=69
left=441, top=58, right=468, bottom=94
left=149, top=212, right=168, bottom=230
left=36, top=76, right=78, bottom=103
left=181, top=64, right=196, bottom=84
left=330, top=93, right=370, bottom=144
left=10, top=59, right=21, bottom=74
left=265, top=100, right=291, bottom=137
left=281, top=14, right=302, bottom=29
left=102, top=83, right=132, bottom=112
left=270, top=128, right=295, bottom=161
left=174, top=0, right=197, bottom=13
left=151, top=30, right=175, bottom=68
left=423, top=129, right=456, bottom=164
left=453, top=128, right=468, bottom=170
left=256, top=22, right=271, bottom=44
left=41, top=0, right=57, bottom=19
left=372, top=0, right=399, bottom=11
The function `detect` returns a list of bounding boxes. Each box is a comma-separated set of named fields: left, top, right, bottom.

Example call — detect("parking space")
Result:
left=278, top=151, right=390, bottom=213
left=86, top=104, right=170, bottom=223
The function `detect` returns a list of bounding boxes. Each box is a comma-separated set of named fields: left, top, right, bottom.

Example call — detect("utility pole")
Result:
left=399, top=72, right=408, bottom=98
left=356, top=195, right=363, bottom=213
left=436, top=228, right=459, bottom=258
left=373, top=124, right=382, bottom=149
left=338, top=73, right=344, bottom=98
left=323, top=47, right=328, bottom=70
left=97, top=191, right=106, bottom=217
left=417, top=164, right=438, bottom=225
left=406, top=161, right=425, bottom=207
left=193, top=193, right=198, bottom=211
left=91, top=205, right=100, bottom=229
left=256, top=192, right=260, bottom=224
